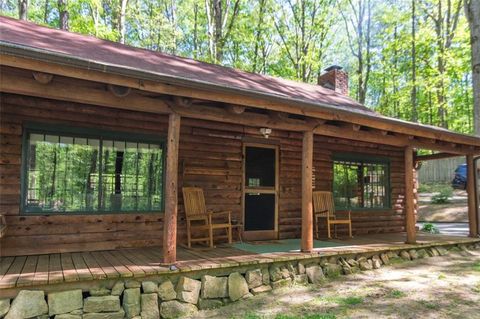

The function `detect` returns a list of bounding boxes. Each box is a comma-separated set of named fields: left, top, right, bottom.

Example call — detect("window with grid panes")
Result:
left=22, top=125, right=165, bottom=214
left=332, top=155, right=390, bottom=210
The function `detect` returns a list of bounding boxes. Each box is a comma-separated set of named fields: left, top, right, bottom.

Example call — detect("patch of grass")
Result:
left=418, top=183, right=451, bottom=194
left=418, top=300, right=440, bottom=310
left=242, top=314, right=263, bottom=319
left=388, top=290, right=405, bottom=298
left=275, top=315, right=336, bottom=319
left=438, top=273, right=446, bottom=279
left=340, top=296, right=364, bottom=305
left=316, top=295, right=363, bottom=306
left=472, top=262, right=480, bottom=272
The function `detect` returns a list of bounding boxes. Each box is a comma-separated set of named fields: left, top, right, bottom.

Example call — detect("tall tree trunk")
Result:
left=118, top=0, right=129, bottom=44
left=205, top=0, right=240, bottom=63
left=193, top=3, right=199, bottom=58
left=18, top=0, right=28, bottom=20
left=58, top=0, right=69, bottom=30
left=465, top=0, right=480, bottom=135
left=44, top=0, right=49, bottom=23
left=411, top=0, right=418, bottom=122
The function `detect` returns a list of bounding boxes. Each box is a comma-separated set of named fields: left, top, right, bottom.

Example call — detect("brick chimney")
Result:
left=317, top=65, right=349, bottom=96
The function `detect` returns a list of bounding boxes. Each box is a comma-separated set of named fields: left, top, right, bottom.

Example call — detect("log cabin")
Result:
left=0, top=16, right=479, bottom=266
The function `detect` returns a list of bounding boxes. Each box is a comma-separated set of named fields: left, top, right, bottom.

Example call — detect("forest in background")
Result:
left=1, top=0, right=477, bottom=135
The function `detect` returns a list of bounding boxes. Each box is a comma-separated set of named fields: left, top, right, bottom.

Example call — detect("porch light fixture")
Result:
left=260, top=127, right=272, bottom=138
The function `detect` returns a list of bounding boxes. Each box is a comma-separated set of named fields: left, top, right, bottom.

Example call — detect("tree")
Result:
left=58, top=0, right=68, bottom=30
left=465, top=0, right=480, bottom=135
left=18, top=0, right=28, bottom=19
left=273, top=0, right=334, bottom=82
left=340, top=0, right=374, bottom=104
left=411, top=0, right=418, bottom=122
left=422, top=0, right=463, bottom=128
left=205, top=0, right=241, bottom=63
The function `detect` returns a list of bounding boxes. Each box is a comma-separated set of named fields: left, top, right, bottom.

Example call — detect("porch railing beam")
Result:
left=466, top=155, right=478, bottom=237
left=163, top=113, right=181, bottom=264
left=405, top=145, right=416, bottom=244
left=301, top=130, right=314, bottom=252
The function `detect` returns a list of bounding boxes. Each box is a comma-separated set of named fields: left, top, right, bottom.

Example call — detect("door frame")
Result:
left=242, top=142, right=279, bottom=241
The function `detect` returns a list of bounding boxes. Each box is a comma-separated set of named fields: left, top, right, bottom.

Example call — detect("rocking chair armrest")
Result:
left=186, top=214, right=209, bottom=221
left=209, top=210, right=231, bottom=217
left=209, top=210, right=232, bottom=223
left=314, top=210, right=328, bottom=217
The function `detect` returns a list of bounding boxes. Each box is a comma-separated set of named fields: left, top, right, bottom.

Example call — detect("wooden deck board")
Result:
left=16, top=255, right=38, bottom=287
left=90, top=251, right=121, bottom=279
left=99, top=251, right=134, bottom=278
left=0, top=256, right=26, bottom=288
left=0, top=233, right=478, bottom=291
left=0, top=257, right=15, bottom=280
left=61, top=253, right=80, bottom=282
left=83, top=252, right=108, bottom=280
left=32, top=254, right=49, bottom=285
left=48, top=254, right=64, bottom=284
left=71, top=252, right=93, bottom=281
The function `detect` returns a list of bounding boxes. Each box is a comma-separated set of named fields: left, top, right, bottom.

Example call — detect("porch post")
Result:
left=404, top=145, right=416, bottom=244
left=301, top=130, right=314, bottom=252
left=163, top=113, right=181, bottom=264
left=466, top=154, right=478, bottom=237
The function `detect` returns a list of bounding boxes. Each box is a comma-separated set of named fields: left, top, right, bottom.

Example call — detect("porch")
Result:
left=1, top=232, right=479, bottom=298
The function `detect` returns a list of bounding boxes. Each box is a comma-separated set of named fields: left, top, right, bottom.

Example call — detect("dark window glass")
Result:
left=333, top=158, right=389, bottom=209
left=24, top=130, right=164, bottom=213
left=245, top=147, right=275, bottom=187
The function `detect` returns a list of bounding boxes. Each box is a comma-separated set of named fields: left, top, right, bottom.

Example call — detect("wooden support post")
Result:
left=301, top=130, right=314, bottom=252
left=466, top=155, right=478, bottom=237
left=163, top=113, right=181, bottom=264
left=404, top=145, right=416, bottom=244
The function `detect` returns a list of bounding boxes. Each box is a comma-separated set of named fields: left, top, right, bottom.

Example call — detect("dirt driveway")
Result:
left=191, top=249, right=480, bottom=319
left=418, top=190, right=468, bottom=223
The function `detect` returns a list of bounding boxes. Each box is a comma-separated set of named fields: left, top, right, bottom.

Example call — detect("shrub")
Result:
left=421, top=223, right=440, bottom=234
left=431, top=188, right=452, bottom=204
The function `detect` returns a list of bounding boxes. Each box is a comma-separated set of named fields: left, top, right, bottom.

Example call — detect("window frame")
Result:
left=20, top=122, right=166, bottom=215
left=332, top=153, right=391, bottom=211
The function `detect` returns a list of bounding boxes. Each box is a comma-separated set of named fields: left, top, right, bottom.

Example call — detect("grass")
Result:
left=315, top=295, right=364, bottom=306
left=388, top=290, right=406, bottom=298
left=472, top=262, right=480, bottom=272
left=418, top=300, right=440, bottom=310
left=274, top=315, right=336, bottom=319
left=417, top=183, right=452, bottom=194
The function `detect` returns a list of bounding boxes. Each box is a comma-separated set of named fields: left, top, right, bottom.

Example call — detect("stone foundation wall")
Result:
left=1, top=242, right=479, bottom=319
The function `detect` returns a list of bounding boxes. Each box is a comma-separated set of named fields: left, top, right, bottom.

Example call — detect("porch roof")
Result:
left=1, top=16, right=479, bottom=150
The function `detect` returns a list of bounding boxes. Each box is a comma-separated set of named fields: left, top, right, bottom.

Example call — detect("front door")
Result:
left=243, top=144, right=278, bottom=241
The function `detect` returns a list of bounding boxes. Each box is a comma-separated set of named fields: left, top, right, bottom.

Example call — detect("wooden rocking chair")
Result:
left=313, top=191, right=352, bottom=239
left=182, top=187, right=232, bottom=248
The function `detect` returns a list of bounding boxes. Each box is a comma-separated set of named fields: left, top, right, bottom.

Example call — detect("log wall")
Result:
left=0, top=93, right=406, bottom=256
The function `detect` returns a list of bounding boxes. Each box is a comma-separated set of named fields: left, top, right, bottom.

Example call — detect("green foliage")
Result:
left=274, top=314, right=336, bottom=319
left=0, top=0, right=474, bottom=134
left=473, top=262, right=480, bottom=272
left=389, top=290, right=406, bottom=298
left=431, top=188, right=453, bottom=204
left=421, top=223, right=440, bottom=234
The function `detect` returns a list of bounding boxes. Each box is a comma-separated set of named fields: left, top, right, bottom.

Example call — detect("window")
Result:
left=22, top=125, right=165, bottom=213
left=333, top=154, right=390, bottom=209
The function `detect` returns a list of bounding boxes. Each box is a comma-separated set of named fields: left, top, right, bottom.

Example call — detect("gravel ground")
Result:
left=190, top=248, right=480, bottom=319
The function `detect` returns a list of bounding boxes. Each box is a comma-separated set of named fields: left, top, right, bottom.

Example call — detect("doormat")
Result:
left=233, top=238, right=344, bottom=254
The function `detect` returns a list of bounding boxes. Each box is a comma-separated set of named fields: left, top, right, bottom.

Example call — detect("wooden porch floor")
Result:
left=1, top=232, right=479, bottom=292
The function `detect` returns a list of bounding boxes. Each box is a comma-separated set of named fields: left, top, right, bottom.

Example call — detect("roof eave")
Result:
left=1, top=40, right=479, bottom=148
